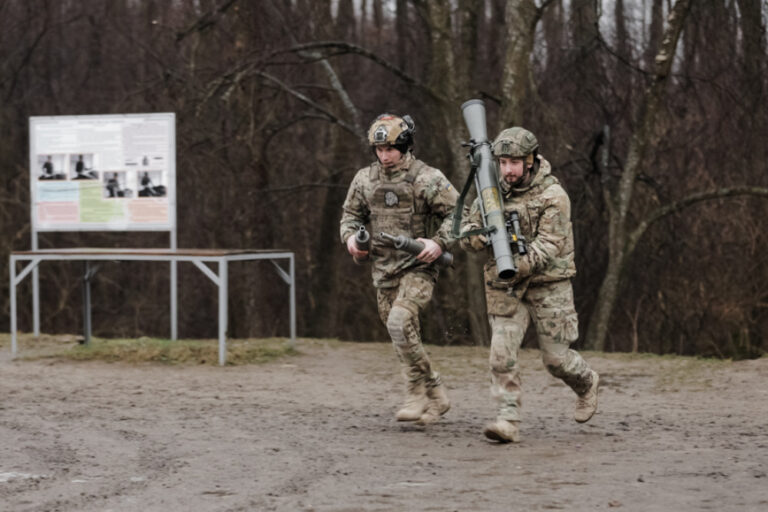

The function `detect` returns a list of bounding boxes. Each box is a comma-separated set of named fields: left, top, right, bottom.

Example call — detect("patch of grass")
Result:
left=16, top=336, right=299, bottom=366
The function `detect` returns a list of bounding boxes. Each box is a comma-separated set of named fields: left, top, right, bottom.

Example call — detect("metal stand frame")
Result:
left=10, top=249, right=296, bottom=365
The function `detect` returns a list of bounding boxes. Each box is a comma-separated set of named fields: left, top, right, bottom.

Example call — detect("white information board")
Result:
left=29, top=113, right=176, bottom=232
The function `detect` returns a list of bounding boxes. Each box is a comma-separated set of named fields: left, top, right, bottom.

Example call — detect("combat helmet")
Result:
left=367, top=114, right=415, bottom=152
left=492, top=127, right=539, bottom=163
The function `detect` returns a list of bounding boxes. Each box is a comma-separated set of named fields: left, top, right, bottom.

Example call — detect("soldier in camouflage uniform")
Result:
left=340, top=114, right=459, bottom=426
left=460, top=127, right=600, bottom=443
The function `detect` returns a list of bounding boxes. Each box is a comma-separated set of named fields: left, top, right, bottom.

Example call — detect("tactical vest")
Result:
left=367, top=160, right=427, bottom=240
left=490, top=172, right=575, bottom=289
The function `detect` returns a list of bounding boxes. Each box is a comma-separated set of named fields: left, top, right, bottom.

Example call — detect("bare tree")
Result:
left=1, top=0, right=767, bottom=356
left=497, top=0, right=541, bottom=128
left=584, top=0, right=768, bottom=351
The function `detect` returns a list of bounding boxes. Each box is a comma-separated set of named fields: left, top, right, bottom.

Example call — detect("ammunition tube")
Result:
left=379, top=232, right=453, bottom=267
left=353, top=226, right=371, bottom=264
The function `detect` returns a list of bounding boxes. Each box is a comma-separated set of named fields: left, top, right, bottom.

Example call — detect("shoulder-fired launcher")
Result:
left=460, top=99, right=517, bottom=278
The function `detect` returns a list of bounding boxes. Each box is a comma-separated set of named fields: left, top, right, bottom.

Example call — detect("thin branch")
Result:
left=597, top=125, right=615, bottom=218
left=176, top=0, right=239, bottom=42
left=106, top=18, right=202, bottom=105
left=268, top=41, right=444, bottom=103
left=596, top=32, right=650, bottom=77
left=259, top=183, right=349, bottom=194
left=198, top=39, right=438, bottom=136
left=535, top=0, right=558, bottom=24
left=2, top=26, right=47, bottom=101
left=254, top=71, right=364, bottom=139
left=258, top=183, right=351, bottom=209
left=265, top=2, right=363, bottom=135
left=597, top=25, right=754, bottom=115
left=0, top=10, right=87, bottom=100
left=261, top=112, right=336, bottom=158
left=626, top=186, right=768, bottom=256
left=616, top=0, right=691, bottom=226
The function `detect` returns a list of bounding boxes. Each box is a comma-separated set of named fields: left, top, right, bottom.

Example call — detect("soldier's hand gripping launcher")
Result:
left=379, top=232, right=454, bottom=267
left=353, top=225, right=371, bottom=264
left=506, top=211, right=527, bottom=256
left=460, top=99, right=517, bottom=278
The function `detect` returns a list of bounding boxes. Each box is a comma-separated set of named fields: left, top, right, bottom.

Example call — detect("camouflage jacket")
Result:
left=340, top=152, right=459, bottom=288
left=462, top=155, right=576, bottom=289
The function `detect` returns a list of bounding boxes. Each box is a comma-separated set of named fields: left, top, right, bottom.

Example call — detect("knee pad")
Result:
left=387, top=305, right=414, bottom=346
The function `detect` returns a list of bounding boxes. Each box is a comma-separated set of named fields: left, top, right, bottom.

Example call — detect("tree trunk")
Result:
left=613, top=0, right=630, bottom=62
left=373, top=0, right=384, bottom=31
left=569, top=0, right=599, bottom=52
left=736, top=0, right=766, bottom=170
left=456, top=0, right=480, bottom=95
left=488, top=0, right=506, bottom=85
left=498, top=0, right=538, bottom=128
left=415, top=0, right=490, bottom=344
left=643, top=0, right=664, bottom=71
left=336, top=0, right=355, bottom=41
left=584, top=0, right=692, bottom=351
left=396, top=0, right=408, bottom=72
left=542, top=0, right=563, bottom=72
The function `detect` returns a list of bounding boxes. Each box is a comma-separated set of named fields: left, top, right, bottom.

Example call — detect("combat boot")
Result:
left=395, top=382, right=429, bottom=421
left=574, top=370, right=600, bottom=423
left=415, top=383, right=451, bottom=426
left=483, top=419, right=520, bottom=443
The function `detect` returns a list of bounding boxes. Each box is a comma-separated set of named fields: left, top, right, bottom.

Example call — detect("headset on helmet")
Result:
left=367, top=113, right=415, bottom=152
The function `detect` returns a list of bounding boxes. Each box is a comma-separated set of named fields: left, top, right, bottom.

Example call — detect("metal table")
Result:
left=9, top=248, right=296, bottom=365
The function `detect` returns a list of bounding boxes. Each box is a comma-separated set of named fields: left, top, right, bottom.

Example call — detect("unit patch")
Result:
left=384, top=191, right=399, bottom=207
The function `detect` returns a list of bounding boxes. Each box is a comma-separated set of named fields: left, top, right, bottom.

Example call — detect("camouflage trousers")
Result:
left=488, top=280, right=593, bottom=422
left=376, top=272, right=442, bottom=389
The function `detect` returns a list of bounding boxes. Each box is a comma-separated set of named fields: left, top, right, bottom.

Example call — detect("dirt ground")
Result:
left=1, top=336, right=767, bottom=512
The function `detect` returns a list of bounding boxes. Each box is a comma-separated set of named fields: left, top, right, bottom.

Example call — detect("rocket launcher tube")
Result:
left=461, top=99, right=516, bottom=279
left=379, top=232, right=454, bottom=267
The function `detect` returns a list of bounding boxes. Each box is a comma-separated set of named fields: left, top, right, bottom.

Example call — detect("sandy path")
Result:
left=1, top=339, right=767, bottom=511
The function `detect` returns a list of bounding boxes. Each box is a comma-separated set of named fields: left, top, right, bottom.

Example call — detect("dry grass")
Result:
left=1, top=333, right=298, bottom=365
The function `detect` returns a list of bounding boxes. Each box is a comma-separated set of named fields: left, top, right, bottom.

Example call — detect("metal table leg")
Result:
left=218, top=259, right=228, bottom=365
left=10, top=256, right=17, bottom=355
left=82, top=262, right=100, bottom=345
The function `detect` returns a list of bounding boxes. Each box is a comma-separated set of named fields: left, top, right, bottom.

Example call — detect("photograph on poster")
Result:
left=103, top=171, right=132, bottom=198
left=69, top=153, right=98, bottom=180
left=137, top=171, right=166, bottom=197
left=37, top=154, right=66, bottom=180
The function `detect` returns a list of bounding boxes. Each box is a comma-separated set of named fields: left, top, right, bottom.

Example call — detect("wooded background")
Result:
left=1, top=0, right=766, bottom=358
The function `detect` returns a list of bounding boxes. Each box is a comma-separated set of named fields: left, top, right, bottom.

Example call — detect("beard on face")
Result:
left=503, top=167, right=530, bottom=187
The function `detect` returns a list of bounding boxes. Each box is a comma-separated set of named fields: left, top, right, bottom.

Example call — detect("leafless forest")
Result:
left=0, top=0, right=766, bottom=358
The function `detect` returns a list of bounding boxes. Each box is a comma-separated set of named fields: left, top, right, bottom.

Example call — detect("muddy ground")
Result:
left=1, top=336, right=767, bottom=512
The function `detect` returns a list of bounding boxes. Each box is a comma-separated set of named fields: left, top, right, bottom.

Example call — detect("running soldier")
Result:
left=340, top=114, right=459, bottom=426
left=461, top=127, right=600, bottom=443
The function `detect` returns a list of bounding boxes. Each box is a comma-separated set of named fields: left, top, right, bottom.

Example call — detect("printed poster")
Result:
left=30, top=113, right=175, bottom=231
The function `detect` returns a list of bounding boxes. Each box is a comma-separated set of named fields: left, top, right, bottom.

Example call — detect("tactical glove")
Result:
left=460, top=234, right=487, bottom=252
left=471, top=235, right=488, bottom=251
